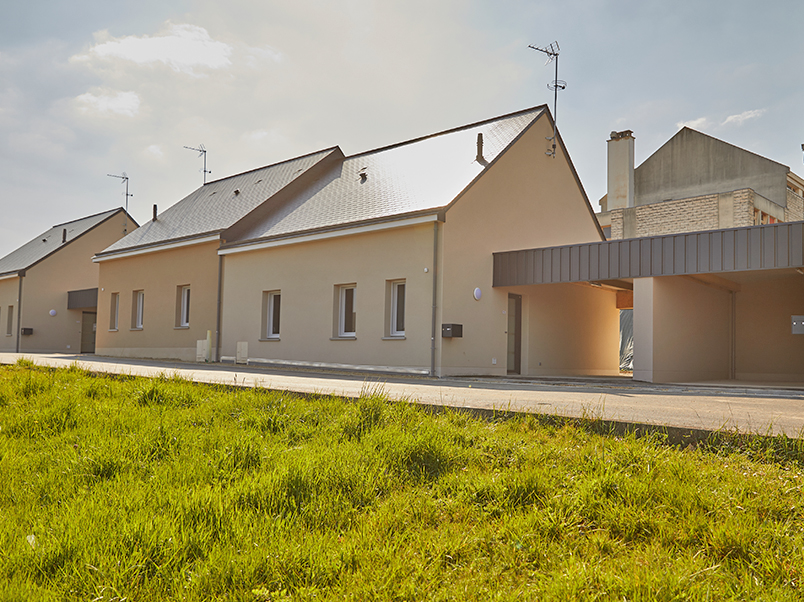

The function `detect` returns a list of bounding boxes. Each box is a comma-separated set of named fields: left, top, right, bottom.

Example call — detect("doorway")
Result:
left=80, top=312, right=97, bottom=353
left=507, top=294, right=522, bottom=374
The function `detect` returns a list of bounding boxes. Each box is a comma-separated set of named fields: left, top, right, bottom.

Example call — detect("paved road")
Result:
left=2, top=353, right=804, bottom=438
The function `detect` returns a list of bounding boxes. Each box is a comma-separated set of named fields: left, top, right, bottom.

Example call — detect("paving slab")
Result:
left=2, top=353, right=804, bottom=438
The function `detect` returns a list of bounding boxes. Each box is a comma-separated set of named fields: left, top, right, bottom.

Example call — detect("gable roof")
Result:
left=96, top=147, right=342, bottom=258
left=0, top=209, right=129, bottom=278
left=222, top=106, right=546, bottom=246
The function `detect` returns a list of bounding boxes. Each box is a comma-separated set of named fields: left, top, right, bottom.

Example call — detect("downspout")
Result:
left=430, top=221, right=439, bottom=377
left=730, top=291, right=736, bottom=380
left=15, top=272, right=24, bottom=353
left=215, top=253, right=224, bottom=362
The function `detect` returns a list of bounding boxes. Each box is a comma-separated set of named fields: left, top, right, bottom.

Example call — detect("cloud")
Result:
left=245, top=46, right=283, bottom=67
left=722, top=109, right=766, bottom=126
left=676, top=117, right=710, bottom=130
left=75, top=90, right=140, bottom=116
left=74, top=23, right=232, bottom=76
left=146, top=144, right=163, bottom=158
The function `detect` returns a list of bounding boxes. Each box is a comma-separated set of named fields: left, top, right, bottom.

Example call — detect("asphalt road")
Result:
left=2, top=352, right=804, bottom=439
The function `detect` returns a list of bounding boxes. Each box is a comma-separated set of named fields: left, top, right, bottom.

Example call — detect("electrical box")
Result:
left=442, top=323, right=463, bottom=338
left=792, top=316, right=804, bottom=335
left=21, top=328, right=33, bottom=336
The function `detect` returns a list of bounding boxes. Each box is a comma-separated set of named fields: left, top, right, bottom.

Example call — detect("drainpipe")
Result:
left=430, top=221, right=439, bottom=377
left=15, top=272, right=24, bottom=353
left=215, top=253, right=224, bottom=362
left=730, top=291, right=736, bottom=380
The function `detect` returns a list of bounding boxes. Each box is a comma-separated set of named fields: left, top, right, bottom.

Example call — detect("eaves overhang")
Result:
left=493, top=221, right=804, bottom=287
left=93, top=233, right=221, bottom=263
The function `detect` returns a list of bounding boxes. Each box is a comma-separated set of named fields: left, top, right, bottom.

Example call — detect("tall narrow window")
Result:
left=338, top=285, right=356, bottom=337
left=109, top=293, right=119, bottom=330
left=178, top=285, right=191, bottom=327
left=263, top=291, right=281, bottom=339
left=390, top=280, right=406, bottom=336
left=132, top=290, right=144, bottom=329
left=6, top=306, right=13, bottom=336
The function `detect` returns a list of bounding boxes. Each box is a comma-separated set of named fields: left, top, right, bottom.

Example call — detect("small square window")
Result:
left=263, top=290, right=281, bottom=339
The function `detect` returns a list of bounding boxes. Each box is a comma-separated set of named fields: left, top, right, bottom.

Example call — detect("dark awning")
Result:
left=67, top=288, right=98, bottom=309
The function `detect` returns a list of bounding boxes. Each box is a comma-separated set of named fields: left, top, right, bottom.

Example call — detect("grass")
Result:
left=0, top=360, right=803, bottom=600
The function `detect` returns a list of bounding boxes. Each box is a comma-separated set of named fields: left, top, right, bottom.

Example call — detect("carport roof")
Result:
left=493, top=221, right=804, bottom=287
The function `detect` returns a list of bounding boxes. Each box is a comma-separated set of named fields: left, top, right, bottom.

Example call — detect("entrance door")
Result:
left=507, top=294, right=522, bottom=374
left=80, top=312, right=97, bottom=353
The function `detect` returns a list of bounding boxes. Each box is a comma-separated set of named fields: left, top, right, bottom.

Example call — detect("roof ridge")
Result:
left=50, top=207, right=122, bottom=229
left=344, top=105, right=547, bottom=161
left=204, top=146, right=342, bottom=186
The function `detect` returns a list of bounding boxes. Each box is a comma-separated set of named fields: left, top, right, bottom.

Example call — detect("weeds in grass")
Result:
left=0, top=364, right=803, bottom=600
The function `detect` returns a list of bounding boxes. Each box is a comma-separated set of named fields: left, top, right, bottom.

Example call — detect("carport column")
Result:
left=632, top=277, right=654, bottom=383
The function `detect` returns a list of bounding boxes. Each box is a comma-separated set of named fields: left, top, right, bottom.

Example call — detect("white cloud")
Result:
left=676, top=117, right=710, bottom=130
left=722, top=109, right=766, bottom=126
left=75, top=91, right=140, bottom=116
left=245, top=46, right=283, bottom=67
left=146, top=144, right=163, bottom=158
left=74, top=23, right=232, bottom=76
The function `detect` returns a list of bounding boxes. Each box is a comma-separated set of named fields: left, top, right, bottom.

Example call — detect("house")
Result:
left=493, top=128, right=804, bottom=384
left=0, top=209, right=133, bottom=354
left=95, top=106, right=620, bottom=377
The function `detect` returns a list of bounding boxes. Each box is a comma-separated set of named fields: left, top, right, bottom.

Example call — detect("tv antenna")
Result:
left=184, top=144, right=211, bottom=184
left=107, top=172, right=132, bottom=234
left=529, top=41, right=566, bottom=158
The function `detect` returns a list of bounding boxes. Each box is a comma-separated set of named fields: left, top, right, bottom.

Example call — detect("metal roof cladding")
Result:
left=228, top=106, right=546, bottom=245
left=97, top=147, right=341, bottom=257
left=0, top=208, right=126, bottom=277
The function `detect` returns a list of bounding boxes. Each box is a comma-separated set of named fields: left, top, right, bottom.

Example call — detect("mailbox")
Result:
left=441, top=323, right=463, bottom=338
left=21, top=328, right=33, bottom=336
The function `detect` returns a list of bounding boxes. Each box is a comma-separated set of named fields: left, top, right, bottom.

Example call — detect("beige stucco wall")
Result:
left=0, top=277, right=20, bottom=351
left=95, top=240, right=220, bottom=361
left=3, top=214, right=129, bottom=354
left=735, top=273, right=804, bottom=381
left=439, top=116, right=604, bottom=376
left=501, top=283, right=620, bottom=377
left=633, top=276, right=731, bottom=383
left=220, top=223, right=437, bottom=373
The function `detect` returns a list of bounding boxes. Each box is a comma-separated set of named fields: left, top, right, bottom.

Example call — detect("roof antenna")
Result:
left=528, top=41, right=566, bottom=158
left=107, top=172, right=132, bottom=234
left=184, top=144, right=212, bottom=184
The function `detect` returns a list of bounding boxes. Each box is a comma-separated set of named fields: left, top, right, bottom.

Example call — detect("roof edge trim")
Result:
left=93, top=233, right=220, bottom=263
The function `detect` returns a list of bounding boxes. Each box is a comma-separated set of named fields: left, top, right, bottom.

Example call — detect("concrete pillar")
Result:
left=607, top=130, right=635, bottom=210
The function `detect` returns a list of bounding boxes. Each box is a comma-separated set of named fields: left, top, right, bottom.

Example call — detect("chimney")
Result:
left=61, top=229, right=67, bottom=243
left=152, top=204, right=158, bottom=222
left=607, top=130, right=635, bottom=210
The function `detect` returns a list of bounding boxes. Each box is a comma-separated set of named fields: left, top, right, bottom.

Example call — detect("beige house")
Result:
left=95, top=106, right=620, bottom=377
left=0, top=209, right=132, bottom=354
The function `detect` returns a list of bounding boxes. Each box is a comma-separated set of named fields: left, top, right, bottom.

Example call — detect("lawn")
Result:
left=0, top=360, right=803, bottom=600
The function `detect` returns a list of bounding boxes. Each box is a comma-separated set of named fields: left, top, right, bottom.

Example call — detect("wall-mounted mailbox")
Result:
left=793, top=316, right=804, bottom=335
left=442, top=323, right=463, bottom=338
left=21, top=328, right=33, bottom=336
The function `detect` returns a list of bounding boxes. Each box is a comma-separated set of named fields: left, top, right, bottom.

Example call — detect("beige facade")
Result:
left=0, top=210, right=129, bottom=353
left=95, top=241, right=220, bottom=361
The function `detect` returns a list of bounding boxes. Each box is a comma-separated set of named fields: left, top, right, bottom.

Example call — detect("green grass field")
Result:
left=1, top=360, right=803, bottom=601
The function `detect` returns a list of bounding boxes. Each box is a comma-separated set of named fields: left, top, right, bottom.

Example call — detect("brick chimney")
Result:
left=607, top=130, right=635, bottom=210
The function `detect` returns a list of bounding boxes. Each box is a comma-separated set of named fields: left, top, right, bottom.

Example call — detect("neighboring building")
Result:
left=95, top=106, right=620, bottom=377
left=597, top=127, right=804, bottom=239
left=0, top=209, right=133, bottom=354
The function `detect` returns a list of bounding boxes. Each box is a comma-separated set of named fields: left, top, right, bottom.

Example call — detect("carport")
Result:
left=493, top=221, right=804, bottom=384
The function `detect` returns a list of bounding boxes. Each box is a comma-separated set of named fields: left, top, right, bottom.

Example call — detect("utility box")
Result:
left=792, top=316, right=804, bottom=335
left=441, top=323, right=463, bottom=338
left=21, top=328, right=33, bottom=336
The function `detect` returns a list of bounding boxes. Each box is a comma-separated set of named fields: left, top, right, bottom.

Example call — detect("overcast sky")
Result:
left=1, top=0, right=802, bottom=257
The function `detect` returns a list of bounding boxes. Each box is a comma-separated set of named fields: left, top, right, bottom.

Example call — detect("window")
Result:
left=262, top=291, right=281, bottom=339
left=337, top=285, right=356, bottom=337
left=131, top=290, right=144, bottom=329
left=176, top=285, right=190, bottom=327
left=390, top=280, right=406, bottom=337
left=109, top=293, right=119, bottom=330
left=5, top=306, right=12, bottom=337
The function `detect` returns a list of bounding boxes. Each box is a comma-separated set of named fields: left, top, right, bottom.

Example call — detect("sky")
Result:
left=1, top=0, right=803, bottom=257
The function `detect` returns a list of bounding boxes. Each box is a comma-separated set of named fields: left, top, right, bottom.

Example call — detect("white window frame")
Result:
left=132, top=290, right=144, bottom=329
left=390, top=280, right=406, bottom=337
left=179, top=286, right=191, bottom=327
left=5, top=305, right=12, bottom=337
left=109, top=293, right=119, bottom=331
left=338, top=285, right=357, bottom=337
left=265, top=291, right=281, bottom=339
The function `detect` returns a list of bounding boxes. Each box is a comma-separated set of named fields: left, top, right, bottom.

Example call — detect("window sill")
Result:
left=330, top=336, right=356, bottom=341
left=174, top=326, right=189, bottom=330
left=130, top=327, right=143, bottom=331
left=108, top=329, right=118, bottom=333
left=382, top=336, right=406, bottom=340
left=259, top=337, right=280, bottom=342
